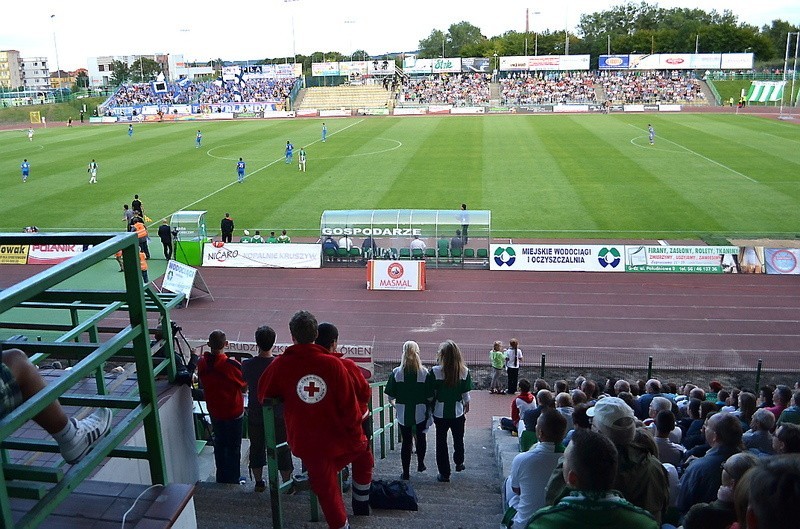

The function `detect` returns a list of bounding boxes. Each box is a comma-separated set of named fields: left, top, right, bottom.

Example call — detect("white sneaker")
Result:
left=61, top=408, right=112, bottom=464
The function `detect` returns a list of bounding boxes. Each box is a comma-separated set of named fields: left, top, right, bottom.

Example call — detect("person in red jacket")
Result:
left=196, top=330, right=247, bottom=484
left=258, top=311, right=370, bottom=529
left=500, top=379, right=536, bottom=435
left=315, top=322, right=374, bottom=497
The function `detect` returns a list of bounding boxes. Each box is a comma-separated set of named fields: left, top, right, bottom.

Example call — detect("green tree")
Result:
left=761, top=20, right=800, bottom=59
left=109, top=60, right=130, bottom=86
left=74, top=71, right=89, bottom=90
left=447, top=21, right=486, bottom=57
left=130, top=57, right=161, bottom=83
left=418, top=29, right=449, bottom=58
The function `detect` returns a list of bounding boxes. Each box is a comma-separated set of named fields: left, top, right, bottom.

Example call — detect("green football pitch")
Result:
left=2, top=113, right=799, bottom=240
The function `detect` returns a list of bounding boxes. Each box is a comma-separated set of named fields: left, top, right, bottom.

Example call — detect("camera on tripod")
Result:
left=156, top=318, right=196, bottom=387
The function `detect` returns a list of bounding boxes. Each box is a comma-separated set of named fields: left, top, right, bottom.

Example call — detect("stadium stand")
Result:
left=599, top=70, right=706, bottom=104
left=296, top=84, right=391, bottom=110
left=500, top=72, right=597, bottom=105
left=397, top=73, right=490, bottom=106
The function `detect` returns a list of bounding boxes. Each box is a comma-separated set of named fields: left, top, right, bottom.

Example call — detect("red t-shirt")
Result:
left=197, top=352, right=246, bottom=421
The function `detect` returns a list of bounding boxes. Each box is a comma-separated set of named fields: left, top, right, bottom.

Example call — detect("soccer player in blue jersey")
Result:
left=237, top=158, right=246, bottom=183
left=285, top=141, right=294, bottom=164
left=21, top=159, right=30, bottom=182
left=648, top=124, right=655, bottom=145
left=128, top=124, right=134, bottom=138
left=196, top=130, right=202, bottom=148
left=321, top=122, right=327, bottom=142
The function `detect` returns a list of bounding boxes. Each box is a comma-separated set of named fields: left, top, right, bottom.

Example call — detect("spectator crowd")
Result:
left=499, top=373, right=800, bottom=529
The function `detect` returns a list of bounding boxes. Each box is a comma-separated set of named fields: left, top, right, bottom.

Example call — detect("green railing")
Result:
left=261, top=380, right=398, bottom=529
left=0, top=232, right=185, bottom=529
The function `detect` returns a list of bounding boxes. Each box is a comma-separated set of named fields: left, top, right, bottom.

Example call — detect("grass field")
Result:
left=2, top=113, right=799, bottom=240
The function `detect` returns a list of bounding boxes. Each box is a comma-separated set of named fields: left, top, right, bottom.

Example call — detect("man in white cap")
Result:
left=544, top=396, right=669, bottom=524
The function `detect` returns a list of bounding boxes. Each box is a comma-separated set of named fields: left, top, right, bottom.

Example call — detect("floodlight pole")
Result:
left=50, top=14, right=61, bottom=101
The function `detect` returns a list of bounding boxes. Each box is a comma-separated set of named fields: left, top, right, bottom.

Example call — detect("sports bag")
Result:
left=369, top=479, right=419, bottom=511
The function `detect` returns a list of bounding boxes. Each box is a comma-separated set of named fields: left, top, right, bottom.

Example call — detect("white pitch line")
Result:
left=151, top=119, right=365, bottom=227
left=628, top=124, right=758, bottom=183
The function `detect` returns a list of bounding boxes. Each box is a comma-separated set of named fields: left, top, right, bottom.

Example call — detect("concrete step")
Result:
left=194, top=427, right=503, bottom=529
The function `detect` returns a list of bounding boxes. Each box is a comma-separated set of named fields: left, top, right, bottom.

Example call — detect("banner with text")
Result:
left=202, top=242, right=321, bottom=268
left=489, top=244, right=625, bottom=272
left=624, top=245, right=738, bottom=273
left=27, top=244, right=85, bottom=264
left=367, top=260, right=426, bottom=290
left=0, top=245, right=29, bottom=265
left=162, top=260, right=198, bottom=299
left=190, top=340, right=375, bottom=380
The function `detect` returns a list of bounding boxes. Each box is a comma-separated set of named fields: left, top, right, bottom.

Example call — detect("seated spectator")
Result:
left=339, top=235, right=354, bottom=251
left=734, top=391, right=757, bottom=431
left=756, top=385, right=775, bottom=409
left=361, top=236, right=378, bottom=259
left=528, top=429, right=659, bottom=529
left=766, top=385, right=792, bottom=419
left=684, top=400, right=718, bottom=450
left=553, top=379, right=568, bottom=395
left=504, top=409, right=568, bottom=529
left=500, top=379, right=536, bottom=435
left=645, top=396, right=681, bottom=443
left=555, top=392, right=574, bottom=432
left=614, top=379, right=631, bottom=395
left=742, top=408, right=775, bottom=454
left=773, top=423, right=800, bottom=454
left=277, top=230, right=291, bottom=243
left=778, top=389, right=800, bottom=426
left=677, top=412, right=743, bottom=515
left=744, top=454, right=800, bottom=529
left=636, top=378, right=663, bottom=420
left=545, top=397, right=669, bottom=523
left=409, top=235, right=426, bottom=252
left=616, top=390, right=636, bottom=411
left=682, top=452, right=758, bottom=529
left=653, top=410, right=686, bottom=466
left=522, top=390, right=554, bottom=432
left=251, top=230, right=264, bottom=243
left=266, top=231, right=278, bottom=243
left=563, top=402, right=591, bottom=446
left=570, top=388, right=588, bottom=406
left=0, top=348, right=112, bottom=465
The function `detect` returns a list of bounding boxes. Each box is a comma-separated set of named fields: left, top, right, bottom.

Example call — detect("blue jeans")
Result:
left=211, top=415, right=243, bottom=483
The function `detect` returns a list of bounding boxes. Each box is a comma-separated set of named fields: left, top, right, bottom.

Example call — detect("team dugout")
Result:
left=320, top=209, right=491, bottom=267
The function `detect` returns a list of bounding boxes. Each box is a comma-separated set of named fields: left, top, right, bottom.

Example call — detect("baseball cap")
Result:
left=587, top=396, right=636, bottom=432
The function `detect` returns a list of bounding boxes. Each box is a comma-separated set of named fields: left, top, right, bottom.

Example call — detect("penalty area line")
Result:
left=628, top=124, right=758, bottom=184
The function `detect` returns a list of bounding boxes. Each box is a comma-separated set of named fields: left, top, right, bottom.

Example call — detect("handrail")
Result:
left=0, top=232, right=185, bottom=529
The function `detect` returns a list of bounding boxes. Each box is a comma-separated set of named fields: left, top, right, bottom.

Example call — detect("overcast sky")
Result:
left=2, top=0, right=798, bottom=70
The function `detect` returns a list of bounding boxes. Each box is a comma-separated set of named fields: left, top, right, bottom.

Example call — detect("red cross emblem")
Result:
left=297, top=374, right=327, bottom=403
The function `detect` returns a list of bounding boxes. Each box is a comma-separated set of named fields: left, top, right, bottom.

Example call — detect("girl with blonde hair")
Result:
left=385, top=340, right=430, bottom=480
left=428, top=340, right=473, bottom=482
left=489, top=341, right=505, bottom=394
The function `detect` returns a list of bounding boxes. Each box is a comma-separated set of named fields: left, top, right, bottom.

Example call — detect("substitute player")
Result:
left=648, top=124, right=655, bottom=145
left=196, top=130, right=202, bottom=148
left=237, top=158, right=246, bottom=183
left=298, top=148, right=306, bottom=172
left=21, top=159, right=30, bottom=182
left=285, top=141, right=294, bottom=164
left=88, top=159, right=98, bottom=184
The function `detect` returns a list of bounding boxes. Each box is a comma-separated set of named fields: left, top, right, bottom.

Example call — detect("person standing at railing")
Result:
left=428, top=340, right=473, bottom=483
left=385, top=340, right=430, bottom=481
left=242, top=325, right=294, bottom=493
left=258, top=310, right=372, bottom=529
left=0, top=348, right=112, bottom=464
left=505, top=338, right=523, bottom=395
left=196, top=330, right=247, bottom=484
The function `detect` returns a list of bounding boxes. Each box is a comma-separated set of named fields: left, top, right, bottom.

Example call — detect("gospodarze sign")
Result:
left=321, top=227, right=422, bottom=237
left=490, top=244, right=625, bottom=272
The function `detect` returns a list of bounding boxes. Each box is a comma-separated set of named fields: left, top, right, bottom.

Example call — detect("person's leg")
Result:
left=415, top=420, right=428, bottom=471
left=211, top=417, right=242, bottom=484
left=399, top=423, right=413, bottom=478
left=348, top=443, right=373, bottom=516
left=452, top=415, right=467, bottom=471
left=434, top=417, right=451, bottom=480
left=248, top=413, right=266, bottom=490
left=273, top=416, right=294, bottom=484
left=305, top=456, right=349, bottom=529
left=2, top=349, right=112, bottom=464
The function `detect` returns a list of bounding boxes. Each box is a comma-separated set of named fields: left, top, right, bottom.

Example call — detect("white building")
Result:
left=21, top=57, right=51, bottom=91
left=87, top=53, right=212, bottom=88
